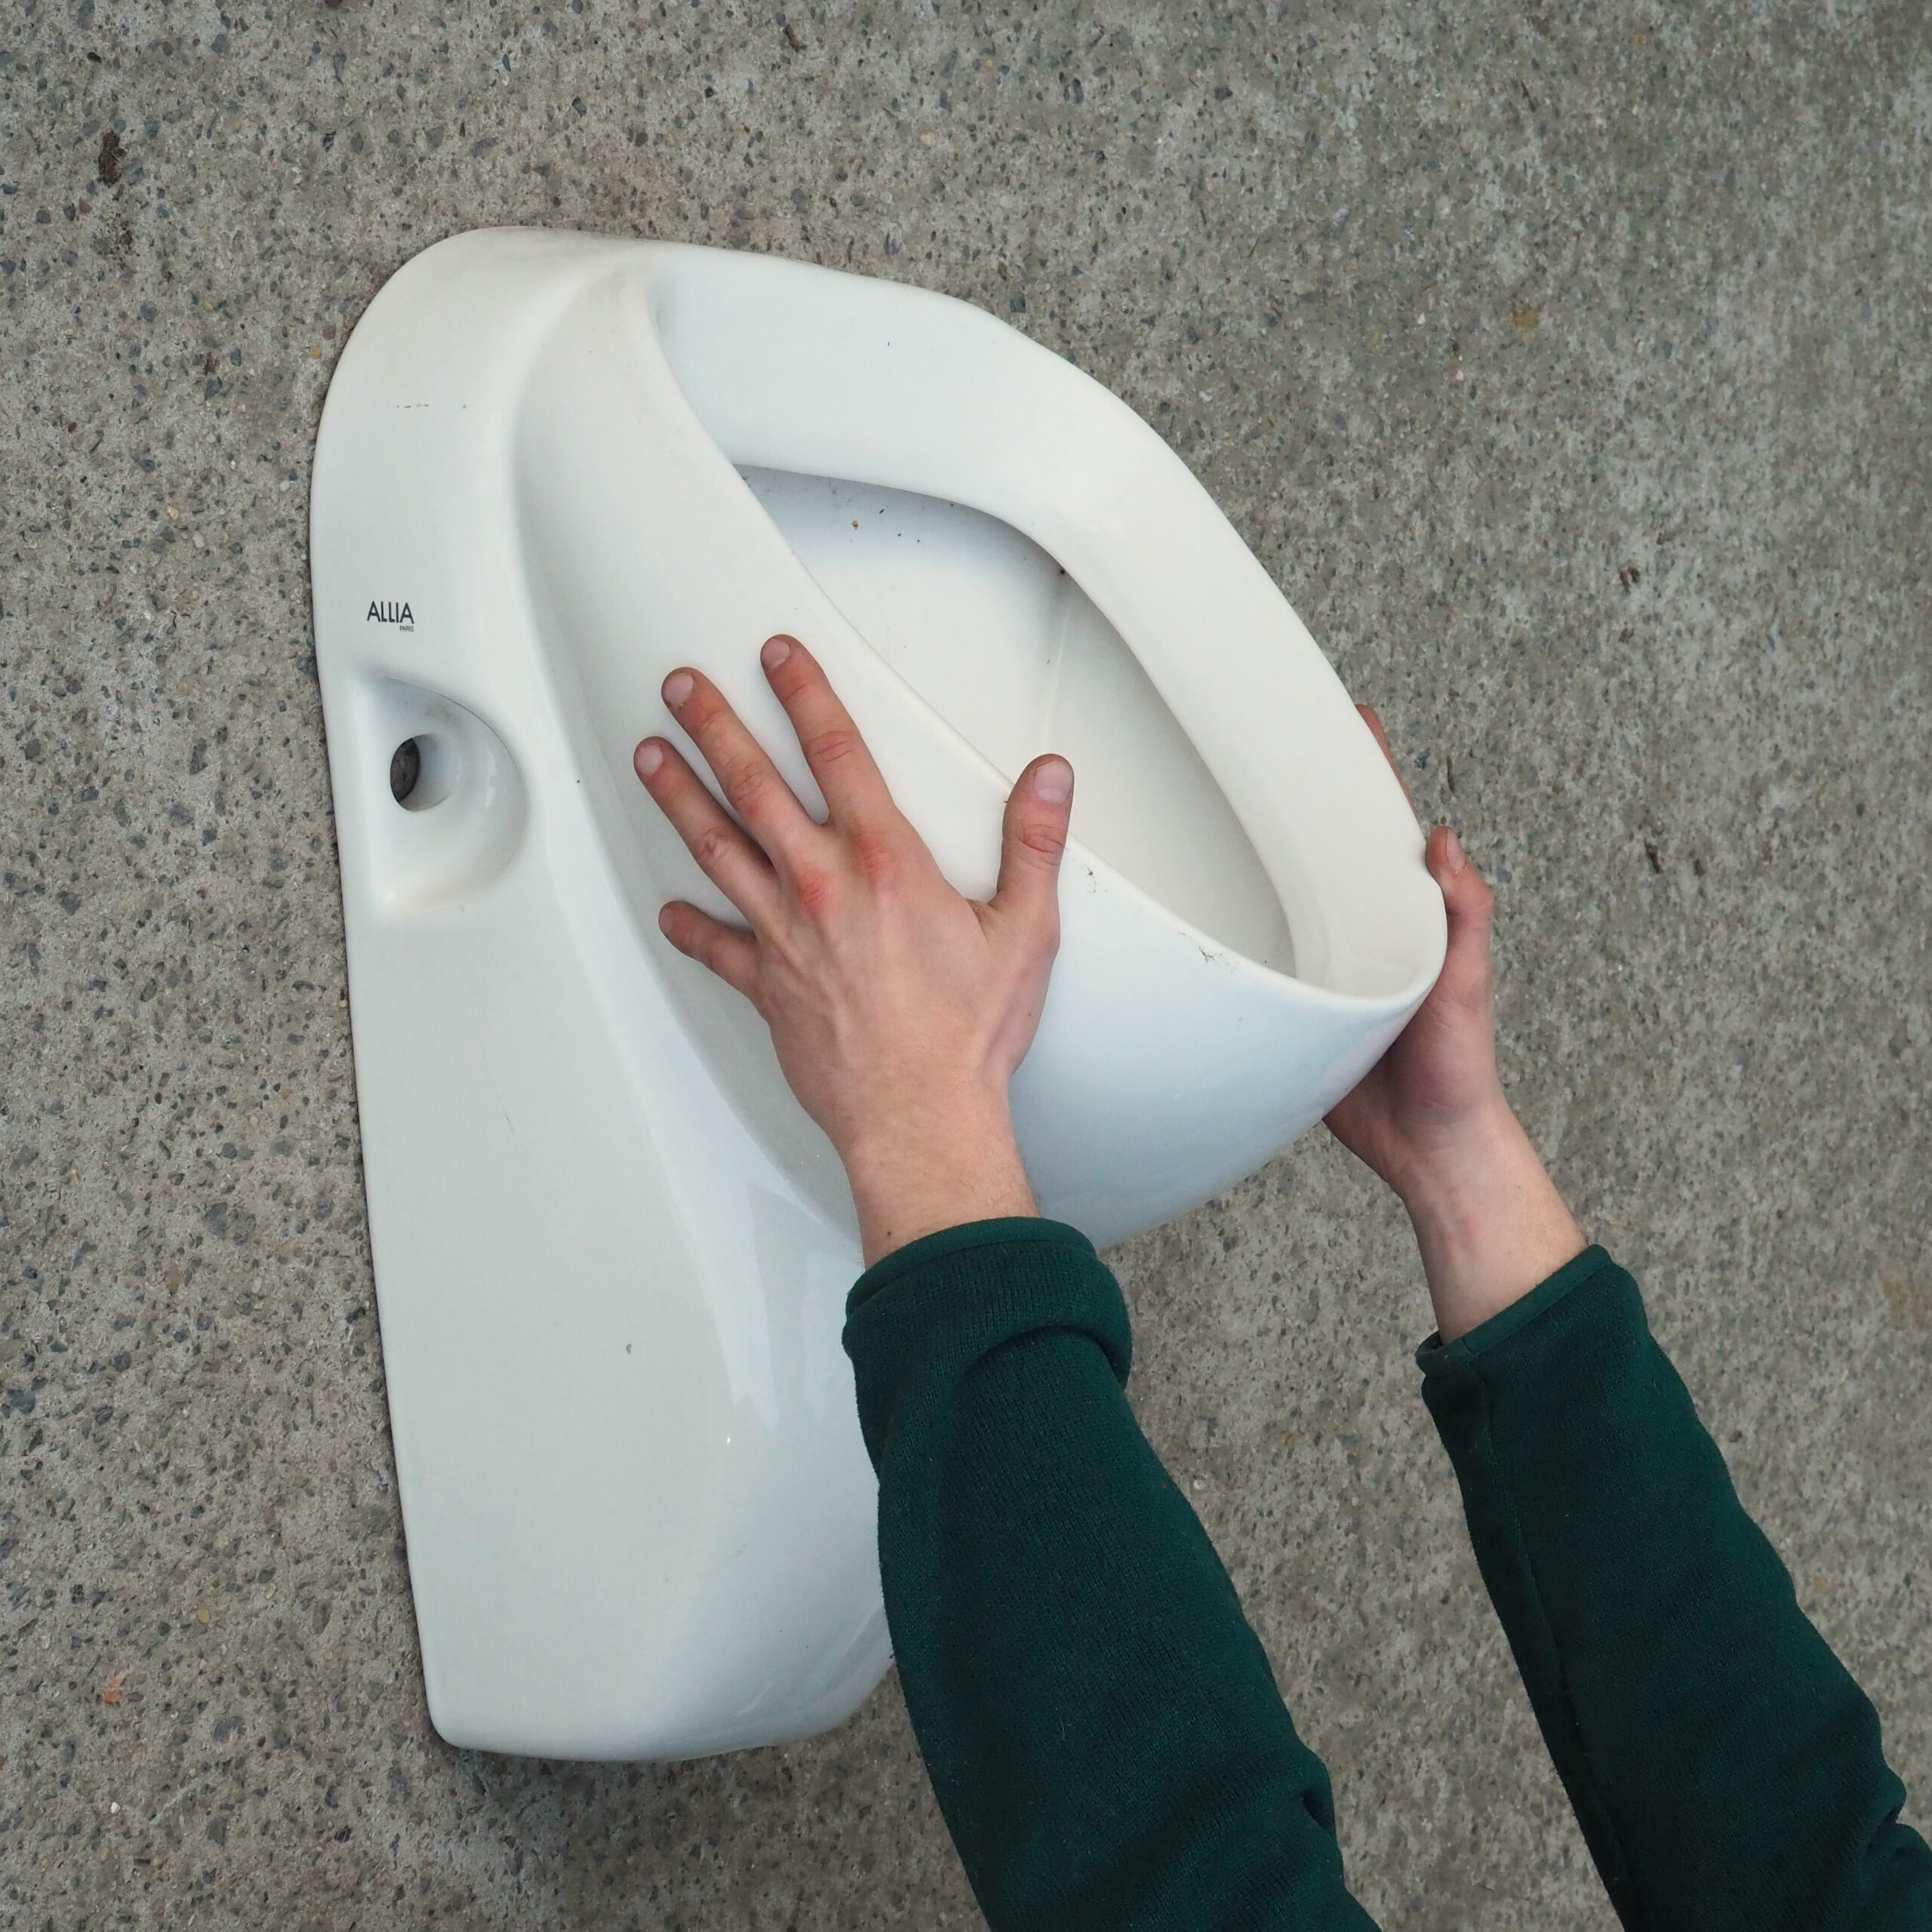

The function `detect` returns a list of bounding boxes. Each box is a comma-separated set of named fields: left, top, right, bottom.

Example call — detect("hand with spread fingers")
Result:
left=633, top=633, right=1074, bottom=1266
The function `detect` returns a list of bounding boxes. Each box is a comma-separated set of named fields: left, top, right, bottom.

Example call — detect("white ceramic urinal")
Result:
left=309, top=229, right=1445, bottom=1763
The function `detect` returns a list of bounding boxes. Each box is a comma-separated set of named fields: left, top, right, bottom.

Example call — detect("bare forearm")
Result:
left=1398, top=1097, right=1586, bottom=1343
left=844, top=1091, right=1037, bottom=1267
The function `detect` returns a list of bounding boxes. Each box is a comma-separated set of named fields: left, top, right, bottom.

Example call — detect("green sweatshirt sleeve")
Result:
left=844, top=1217, right=1378, bottom=1932
left=1419, top=1243, right=1932, bottom=1932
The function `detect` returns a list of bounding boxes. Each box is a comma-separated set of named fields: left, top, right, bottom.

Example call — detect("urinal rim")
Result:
left=318, top=225, right=1447, bottom=1013
left=647, top=480, right=1426, bottom=1020
left=497, top=232, right=1446, bottom=1022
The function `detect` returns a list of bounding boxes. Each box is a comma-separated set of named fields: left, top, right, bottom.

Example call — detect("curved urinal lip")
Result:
left=330, top=226, right=1448, bottom=1020
left=623, top=252, right=1447, bottom=1021
left=1057, top=821, right=1440, bottom=1016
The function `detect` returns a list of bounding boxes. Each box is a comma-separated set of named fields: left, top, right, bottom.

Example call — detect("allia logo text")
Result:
left=368, top=599, right=415, bottom=632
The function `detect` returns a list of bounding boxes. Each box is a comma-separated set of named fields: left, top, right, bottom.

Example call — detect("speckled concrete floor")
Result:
left=3, top=2, right=1929, bottom=1926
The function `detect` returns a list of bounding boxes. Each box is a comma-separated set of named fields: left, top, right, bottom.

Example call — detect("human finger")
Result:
left=1356, top=703, right=1416, bottom=811
left=635, top=735, right=780, bottom=923
left=989, top=755, right=1073, bottom=937
left=759, top=634, right=896, bottom=829
left=1423, top=826, right=1497, bottom=1014
left=657, top=900, right=761, bottom=1000
left=661, top=666, right=818, bottom=863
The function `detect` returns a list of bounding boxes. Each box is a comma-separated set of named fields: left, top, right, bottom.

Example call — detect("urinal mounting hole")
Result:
left=389, top=734, right=456, bottom=812
left=390, top=738, right=423, bottom=804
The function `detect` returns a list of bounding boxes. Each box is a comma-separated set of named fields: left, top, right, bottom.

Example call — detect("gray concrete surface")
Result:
left=4, top=0, right=1929, bottom=1924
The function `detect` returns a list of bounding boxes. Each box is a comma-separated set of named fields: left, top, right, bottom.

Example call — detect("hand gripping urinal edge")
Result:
left=309, top=229, right=1446, bottom=1761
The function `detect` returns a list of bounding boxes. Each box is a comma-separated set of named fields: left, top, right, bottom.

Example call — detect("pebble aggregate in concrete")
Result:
left=2, top=2, right=1928, bottom=1927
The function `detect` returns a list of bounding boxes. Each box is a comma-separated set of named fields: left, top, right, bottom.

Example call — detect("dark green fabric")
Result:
left=844, top=1220, right=1932, bottom=1932
left=844, top=1217, right=1374, bottom=1930
left=1419, top=1244, right=1932, bottom=1931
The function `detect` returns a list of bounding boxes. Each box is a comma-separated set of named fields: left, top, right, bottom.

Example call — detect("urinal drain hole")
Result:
left=390, top=737, right=423, bottom=805
left=389, top=733, right=456, bottom=812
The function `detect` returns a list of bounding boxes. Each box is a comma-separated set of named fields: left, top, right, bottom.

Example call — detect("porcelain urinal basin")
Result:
left=309, top=229, right=1445, bottom=1762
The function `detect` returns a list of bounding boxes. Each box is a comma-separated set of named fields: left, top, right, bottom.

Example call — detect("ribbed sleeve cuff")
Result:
left=845, top=1216, right=1100, bottom=1315
left=1414, top=1242, right=1621, bottom=1377
left=841, top=1217, right=1132, bottom=1473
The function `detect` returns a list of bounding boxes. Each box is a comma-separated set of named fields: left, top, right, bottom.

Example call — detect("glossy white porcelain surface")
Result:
left=309, top=229, right=1445, bottom=1762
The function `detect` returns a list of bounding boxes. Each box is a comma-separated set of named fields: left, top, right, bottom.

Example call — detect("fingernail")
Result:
left=635, top=740, right=664, bottom=780
left=1032, top=756, right=1073, bottom=804
left=657, top=904, right=675, bottom=936
left=662, top=669, right=694, bottom=708
left=1443, top=829, right=1467, bottom=875
left=761, top=635, right=792, bottom=671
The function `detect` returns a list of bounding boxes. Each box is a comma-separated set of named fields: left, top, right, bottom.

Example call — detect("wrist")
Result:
left=841, top=1090, right=1036, bottom=1268
left=1398, top=1100, right=1587, bottom=1343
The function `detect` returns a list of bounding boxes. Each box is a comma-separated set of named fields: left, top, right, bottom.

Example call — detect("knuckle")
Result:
left=1017, top=817, right=1068, bottom=862
left=691, top=823, right=740, bottom=875
left=804, top=724, right=860, bottom=771
left=848, top=826, right=903, bottom=889
left=792, top=863, right=841, bottom=919
left=722, top=763, right=769, bottom=818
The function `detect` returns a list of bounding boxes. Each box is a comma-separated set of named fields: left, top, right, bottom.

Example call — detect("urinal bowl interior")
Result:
left=738, top=465, right=1297, bottom=978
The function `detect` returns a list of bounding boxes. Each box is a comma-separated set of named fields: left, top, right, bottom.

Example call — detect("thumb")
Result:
left=990, top=755, right=1074, bottom=934
left=1426, top=826, right=1497, bottom=1014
